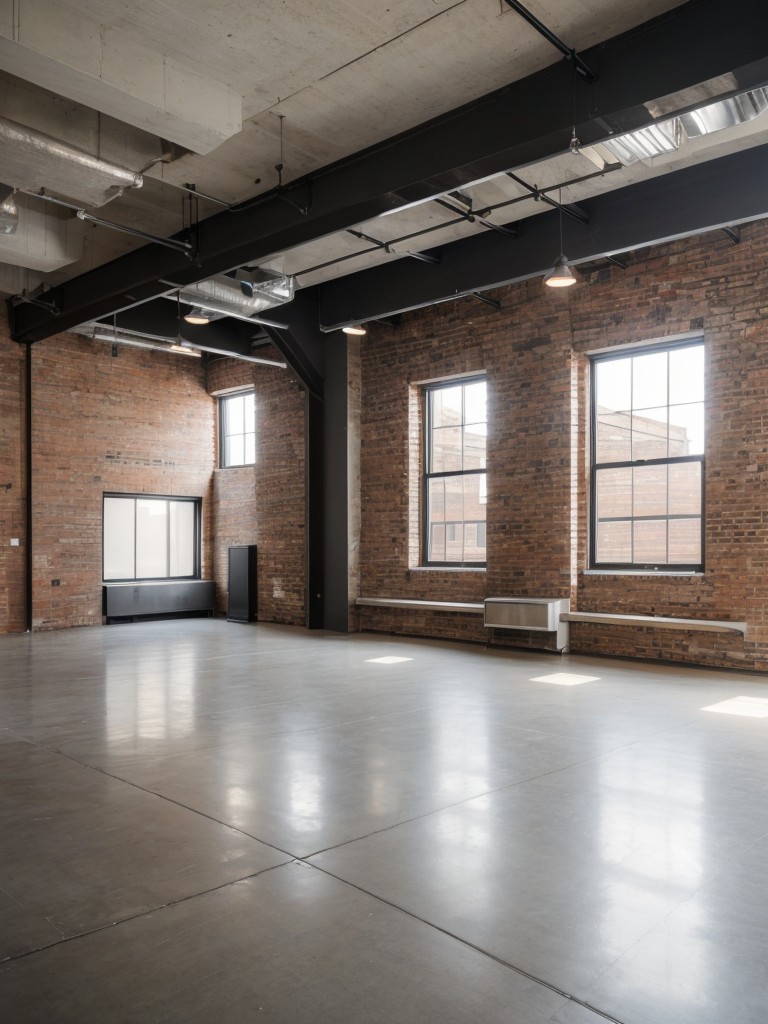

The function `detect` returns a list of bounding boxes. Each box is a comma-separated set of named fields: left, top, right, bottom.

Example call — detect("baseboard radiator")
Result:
left=484, top=598, right=571, bottom=651
left=103, top=581, right=216, bottom=622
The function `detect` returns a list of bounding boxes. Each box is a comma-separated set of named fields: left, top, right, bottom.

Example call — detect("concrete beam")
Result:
left=0, top=0, right=241, bottom=154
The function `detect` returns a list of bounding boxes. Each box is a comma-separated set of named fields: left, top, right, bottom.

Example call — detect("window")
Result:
left=424, top=376, right=487, bottom=565
left=103, top=494, right=200, bottom=581
left=590, top=340, right=704, bottom=570
left=219, top=390, right=255, bottom=468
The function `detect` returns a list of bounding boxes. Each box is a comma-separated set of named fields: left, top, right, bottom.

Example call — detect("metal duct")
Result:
left=0, top=115, right=143, bottom=207
left=173, top=270, right=295, bottom=319
left=0, top=193, right=83, bottom=270
left=0, top=190, right=18, bottom=234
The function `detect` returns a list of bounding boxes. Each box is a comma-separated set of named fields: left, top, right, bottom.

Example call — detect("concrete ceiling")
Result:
left=3, top=0, right=768, bottom=357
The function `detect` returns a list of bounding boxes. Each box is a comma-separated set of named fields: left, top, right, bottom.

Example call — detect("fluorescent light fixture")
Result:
left=343, top=325, right=367, bottom=335
left=82, top=328, right=202, bottom=357
left=71, top=322, right=287, bottom=368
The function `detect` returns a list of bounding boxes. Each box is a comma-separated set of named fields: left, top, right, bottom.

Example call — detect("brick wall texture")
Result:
left=207, top=351, right=306, bottom=625
left=26, top=331, right=213, bottom=629
left=357, top=221, right=768, bottom=670
left=5, top=220, right=768, bottom=671
left=0, top=325, right=306, bottom=632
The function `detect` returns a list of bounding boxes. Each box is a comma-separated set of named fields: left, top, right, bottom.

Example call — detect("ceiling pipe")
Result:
left=0, top=115, right=143, bottom=207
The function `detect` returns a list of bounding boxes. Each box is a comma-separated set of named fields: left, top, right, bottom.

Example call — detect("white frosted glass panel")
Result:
left=227, top=435, right=244, bottom=467
left=170, top=502, right=195, bottom=576
left=136, top=499, right=168, bottom=578
left=632, top=351, right=667, bottom=410
left=104, top=497, right=135, bottom=580
left=595, top=358, right=631, bottom=412
left=669, top=346, right=704, bottom=403
left=464, top=381, right=486, bottom=424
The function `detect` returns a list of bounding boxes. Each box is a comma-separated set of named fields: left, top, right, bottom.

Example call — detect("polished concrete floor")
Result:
left=2, top=620, right=768, bottom=1022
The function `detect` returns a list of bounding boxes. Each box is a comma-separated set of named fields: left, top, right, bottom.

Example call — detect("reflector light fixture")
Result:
left=544, top=254, right=577, bottom=288
left=544, top=189, right=577, bottom=289
left=342, top=325, right=367, bottom=335
left=183, top=307, right=211, bottom=325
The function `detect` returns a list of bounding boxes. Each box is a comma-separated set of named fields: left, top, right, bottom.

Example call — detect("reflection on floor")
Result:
left=1, top=619, right=767, bottom=1023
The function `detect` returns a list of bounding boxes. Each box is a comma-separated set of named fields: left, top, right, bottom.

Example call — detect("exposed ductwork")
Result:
left=0, top=186, right=18, bottom=234
left=0, top=115, right=143, bottom=207
left=0, top=192, right=83, bottom=272
left=167, top=269, right=295, bottom=325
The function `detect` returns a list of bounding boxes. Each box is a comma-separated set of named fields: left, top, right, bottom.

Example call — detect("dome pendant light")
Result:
left=544, top=188, right=577, bottom=289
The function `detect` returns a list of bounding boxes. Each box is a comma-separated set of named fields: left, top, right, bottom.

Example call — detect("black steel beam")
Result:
left=8, top=0, right=768, bottom=343
left=261, top=290, right=325, bottom=399
left=104, top=289, right=325, bottom=396
left=305, top=390, right=325, bottom=630
left=318, top=144, right=768, bottom=328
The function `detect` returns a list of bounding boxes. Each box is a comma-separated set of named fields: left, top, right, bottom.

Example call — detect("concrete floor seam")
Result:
left=58, top=738, right=611, bottom=864
left=302, top=858, right=627, bottom=1024
left=0, top=859, right=295, bottom=968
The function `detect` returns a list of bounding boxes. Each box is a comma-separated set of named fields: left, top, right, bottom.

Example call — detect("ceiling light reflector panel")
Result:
left=679, top=87, right=768, bottom=138
left=601, top=118, right=681, bottom=165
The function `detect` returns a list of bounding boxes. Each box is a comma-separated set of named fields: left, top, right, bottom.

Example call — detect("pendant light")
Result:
left=544, top=188, right=577, bottom=289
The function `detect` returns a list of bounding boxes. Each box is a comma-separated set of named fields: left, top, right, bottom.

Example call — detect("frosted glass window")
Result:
left=136, top=499, right=169, bottom=578
left=103, top=495, right=199, bottom=580
left=103, top=497, right=136, bottom=580
left=170, top=501, right=195, bottom=576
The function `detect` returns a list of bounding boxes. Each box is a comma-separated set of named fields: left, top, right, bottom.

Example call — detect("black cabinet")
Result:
left=228, top=545, right=257, bottom=622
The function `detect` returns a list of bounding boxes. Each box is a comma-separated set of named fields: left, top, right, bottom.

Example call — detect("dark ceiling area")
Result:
left=4, top=0, right=768, bottom=388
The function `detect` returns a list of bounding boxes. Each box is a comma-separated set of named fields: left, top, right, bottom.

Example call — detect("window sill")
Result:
left=582, top=570, right=704, bottom=578
left=410, top=566, right=486, bottom=573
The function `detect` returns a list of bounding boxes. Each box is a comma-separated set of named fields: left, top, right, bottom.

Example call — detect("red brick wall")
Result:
left=207, top=352, right=306, bottom=625
left=0, top=323, right=214, bottom=631
left=358, top=221, right=768, bottom=669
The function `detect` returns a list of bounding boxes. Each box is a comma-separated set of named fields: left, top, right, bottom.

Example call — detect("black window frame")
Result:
left=423, top=375, right=487, bottom=568
left=102, top=492, right=202, bottom=582
left=218, top=389, right=256, bottom=469
left=589, top=339, right=705, bottom=572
